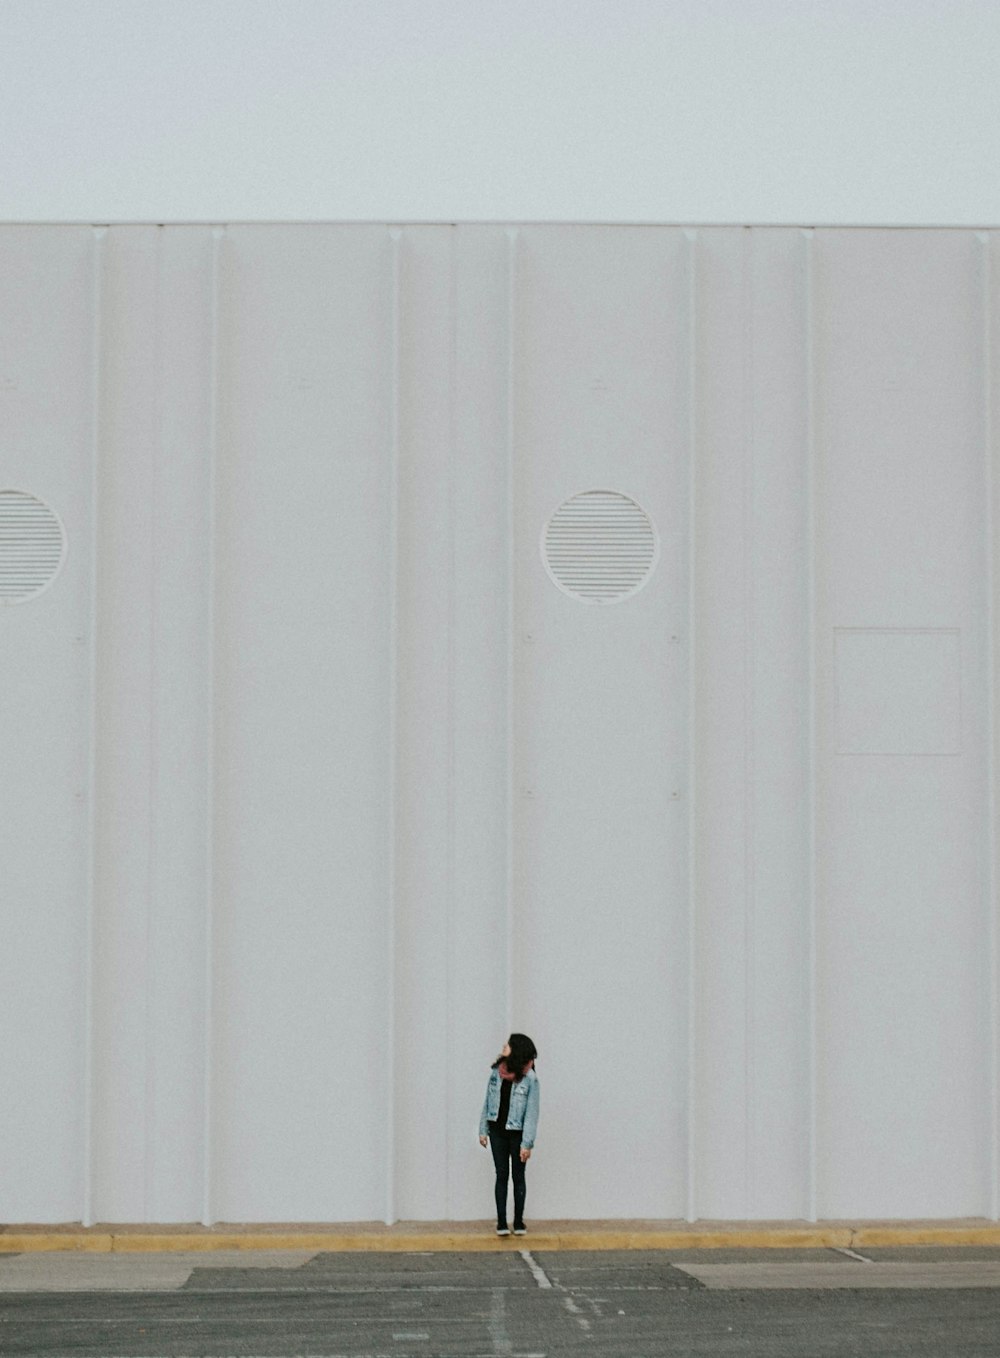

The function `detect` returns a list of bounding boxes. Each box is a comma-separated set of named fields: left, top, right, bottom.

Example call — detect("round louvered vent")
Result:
left=541, top=489, right=658, bottom=603
left=0, top=489, right=67, bottom=604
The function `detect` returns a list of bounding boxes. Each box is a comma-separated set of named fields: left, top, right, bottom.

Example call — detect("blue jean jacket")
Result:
left=478, top=1067, right=540, bottom=1149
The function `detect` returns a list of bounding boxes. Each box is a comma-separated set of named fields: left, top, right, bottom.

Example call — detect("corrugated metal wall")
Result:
left=1, top=224, right=997, bottom=1224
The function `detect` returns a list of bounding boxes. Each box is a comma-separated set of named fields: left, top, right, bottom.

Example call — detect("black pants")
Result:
left=488, top=1125, right=526, bottom=1228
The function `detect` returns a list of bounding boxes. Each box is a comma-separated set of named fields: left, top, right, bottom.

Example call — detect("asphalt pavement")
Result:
left=1, top=1246, right=999, bottom=1357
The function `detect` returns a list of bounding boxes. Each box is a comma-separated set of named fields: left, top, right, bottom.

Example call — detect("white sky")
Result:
left=1, top=0, right=998, bottom=225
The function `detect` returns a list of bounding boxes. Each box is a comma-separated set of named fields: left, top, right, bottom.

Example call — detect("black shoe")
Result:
left=496, top=1225, right=510, bottom=1236
left=513, top=1223, right=526, bottom=1235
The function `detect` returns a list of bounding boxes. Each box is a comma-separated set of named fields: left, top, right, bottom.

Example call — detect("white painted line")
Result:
left=489, top=1285, right=513, bottom=1355
left=560, top=1293, right=592, bottom=1333
left=519, top=1249, right=552, bottom=1289
left=832, top=1245, right=873, bottom=1263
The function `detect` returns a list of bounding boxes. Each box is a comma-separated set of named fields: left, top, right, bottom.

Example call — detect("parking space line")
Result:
left=488, top=1285, right=513, bottom=1355
left=518, top=1250, right=552, bottom=1289
left=560, top=1292, right=592, bottom=1335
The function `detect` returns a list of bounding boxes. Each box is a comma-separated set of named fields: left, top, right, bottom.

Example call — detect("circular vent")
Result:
left=541, top=489, right=658, bottom=603
left=0, top=489, right=67, bottom=605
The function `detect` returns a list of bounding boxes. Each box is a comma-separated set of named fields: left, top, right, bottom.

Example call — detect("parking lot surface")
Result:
left=2, top=1246, right=999, bottom=1356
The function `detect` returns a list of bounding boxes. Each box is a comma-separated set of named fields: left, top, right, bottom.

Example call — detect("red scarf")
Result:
left=498, top=1059, right=534, bottom=1082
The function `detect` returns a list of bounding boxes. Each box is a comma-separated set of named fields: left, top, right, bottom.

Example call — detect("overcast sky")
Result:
left=1, top=0, right=998, bottom=225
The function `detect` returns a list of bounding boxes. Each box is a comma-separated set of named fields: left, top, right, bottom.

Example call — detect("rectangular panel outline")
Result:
left=833, top=626, right=963, bottom=757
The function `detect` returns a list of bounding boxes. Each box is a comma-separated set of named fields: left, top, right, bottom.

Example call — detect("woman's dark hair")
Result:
left=494, top=1032, right=537, bottom=1080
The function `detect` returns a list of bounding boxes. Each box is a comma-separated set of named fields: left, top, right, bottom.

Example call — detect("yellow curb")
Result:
left=852, top=1227, right=1000, bottom=1248
left=0, top=1235, right=113, bottom=1253
left=0, top=1227, right=857, bottom=1253
left=2, top=1225, right=999, bottom=1253
left=624, top=1230, right=855, bottom=1250
left=108, top=1234, right=505, bottom=1253
left=489, top=1230, right=855, bottom=1251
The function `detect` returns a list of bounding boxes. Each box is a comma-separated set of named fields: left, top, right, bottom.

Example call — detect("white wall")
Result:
left=0, top=223, right=997, bottom=1224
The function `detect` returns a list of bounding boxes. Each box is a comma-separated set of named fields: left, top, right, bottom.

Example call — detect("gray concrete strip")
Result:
left=675, top=1260, right=1000, bottom=1289
left=0, top=1248, right=317, bottom=1291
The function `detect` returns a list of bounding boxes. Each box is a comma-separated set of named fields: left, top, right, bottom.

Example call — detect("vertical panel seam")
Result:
left=445, top=226, right=457, bottom=1219
left=144, top=228, right=165, bottom=1221
left=980, top=231, right=999, bottom=1221
left=684, top=227, right=698, bottom=1223
left=505, top=228, right=518, bottom=1032
left=802, top=227, right=819, bottom=1223
left=201, top=225, right=223, bottom=1227
left=386, top=228, right=402, bottom=1226
left=83, top=225, right=107, bottom=1228
left=742, top=228, right=757, bottom=1219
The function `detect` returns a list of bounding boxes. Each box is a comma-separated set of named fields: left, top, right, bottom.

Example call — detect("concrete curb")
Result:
left=3, top=1224, right=1000, bottom=1253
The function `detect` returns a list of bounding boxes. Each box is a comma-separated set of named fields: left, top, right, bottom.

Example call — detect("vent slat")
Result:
left=0, top=490, right=66, bottom=603
left=543, top=490, right=657, bottom=603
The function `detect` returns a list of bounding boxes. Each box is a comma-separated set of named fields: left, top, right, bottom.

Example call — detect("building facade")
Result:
left=1, top=224, right=998, bottom=1224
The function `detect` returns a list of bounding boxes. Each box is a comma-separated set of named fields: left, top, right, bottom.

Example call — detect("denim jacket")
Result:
left=478, top=1067, right=540, bottom=1149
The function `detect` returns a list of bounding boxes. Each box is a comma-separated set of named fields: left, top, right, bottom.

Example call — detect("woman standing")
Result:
left=478, top=1033, right=539, bottom=1236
